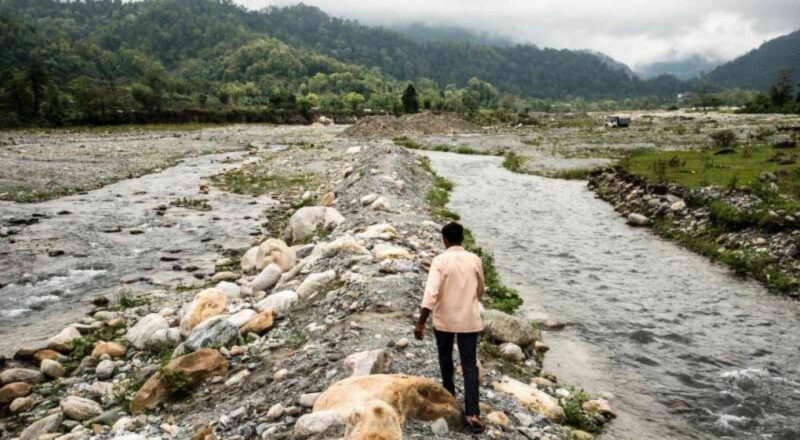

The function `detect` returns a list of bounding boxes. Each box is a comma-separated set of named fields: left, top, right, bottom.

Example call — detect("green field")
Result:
left=621, top=145, right=800, bottom=198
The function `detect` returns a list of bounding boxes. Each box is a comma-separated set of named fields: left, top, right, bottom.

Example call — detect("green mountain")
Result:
left=0, top=0, right=691, bottom=126
left=253, top=4, right=685, bottom=99
left=638, top=55, right=720, bottom=80
left=705, top=29, right=800, bottom=90
left=392, top=22, right=514, bottom=47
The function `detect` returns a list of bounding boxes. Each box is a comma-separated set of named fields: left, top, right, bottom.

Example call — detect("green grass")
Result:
left=621, top=145, right=800, bottom=198
left=549, top=168, right=596, bottom=180
left=463, top=229, right=523, bottom=313
left=418, top=156, right=460, bottom=221
left=560, top=388, right=602, bottom=433
left=502, top=152, right=527, bottom=173
left=170, top=197, right=211, bottom=211
left=394, top=136, right=492, bottom=156
left=211, top=166, right=313, bottom=196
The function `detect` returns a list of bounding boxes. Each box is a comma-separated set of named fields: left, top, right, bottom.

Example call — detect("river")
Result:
left=0, top=151, right=272, bottom=356
left=425, top=151, right=800, bottom=440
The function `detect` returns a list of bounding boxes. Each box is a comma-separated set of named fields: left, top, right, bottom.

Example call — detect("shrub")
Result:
left=502, top=152, right=526, bottom=173
left=709, top=129, right=737, bottom=149
left=709, top=200, right=756, bottom=230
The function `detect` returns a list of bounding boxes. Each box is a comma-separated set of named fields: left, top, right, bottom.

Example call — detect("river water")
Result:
left=0, top=151, right=273, bottom=356
left=425, top=151, right=800, bottom=440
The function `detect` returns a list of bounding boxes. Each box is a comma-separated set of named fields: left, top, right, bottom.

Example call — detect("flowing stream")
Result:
left=425, top=151, right=800, bottom=440
left=0, top=151, right=272, bottom=356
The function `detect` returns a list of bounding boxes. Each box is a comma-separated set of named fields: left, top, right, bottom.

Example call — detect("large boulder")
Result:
left=256, top=239, right=297, bottom=272
left=345, top=399, right=402, bottom=440
left=240, top=309, right=274, bottom=335
left=40, top=359, right=66, bottom=379
left=256, top=290, right=299, bottom=316
left=492, top=376, right=565, bottom=422
left=627, top=213, right=650, bottom=226
left=251, top=264, right=283, bottom=292
left=293, top=410, right=345, bottom=439
left=184, top=316, right=240, bottom=352
left=47, top=326, right=83, bottom=353
left=60, top=395, right=103, bottom=421
left=481, top=309, right=538, bottom=350
left=126, top=314, right=170, bottom=350
left=0, top=382, right=32, bottom=403
left=284, top=207, right=345, bottom=245
left=296, top=270, right=337, bottom=300
left=19, top=413, right=63, bottom=440
left=313, top=374, right=463, bottom=430
left=0, top=368, right=45, bottom=385
left=343, top=350, right=394, bottom=377
left=130, top=348, right=228, bottom=414
left=179, top=288, right=227, bottom=337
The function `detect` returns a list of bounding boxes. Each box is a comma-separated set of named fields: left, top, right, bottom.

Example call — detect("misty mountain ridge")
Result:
left=637, top=55, right=721, bottom=80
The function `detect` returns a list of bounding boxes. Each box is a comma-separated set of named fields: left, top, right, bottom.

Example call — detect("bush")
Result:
left=709, top=200, right=756, bottom=230
left=502, top=152, right=526, bottom=173
left=709, top=129, right=737, bottom=149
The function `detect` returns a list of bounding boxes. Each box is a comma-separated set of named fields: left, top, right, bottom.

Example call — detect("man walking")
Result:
left=414, top=222, right=485, bottom=433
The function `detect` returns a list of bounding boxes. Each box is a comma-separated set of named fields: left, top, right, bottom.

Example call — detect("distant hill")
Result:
left=255, top=4, right=686, bottom=99
left=392, top=23, right=514, bottom=47
left=579, top=50, right=637, bottom=79
left=704, top=29, right=800, bottom=90
left=637, top=55, right=720, bottom=80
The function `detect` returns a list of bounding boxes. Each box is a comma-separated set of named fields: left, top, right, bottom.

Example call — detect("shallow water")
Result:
left=425, top=151, right=800, bottom=440
left=0, top=151, right=273, bottom=355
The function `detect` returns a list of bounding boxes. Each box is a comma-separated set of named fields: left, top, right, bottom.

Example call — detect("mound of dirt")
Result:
left=342, top=112, right=478, bottom=138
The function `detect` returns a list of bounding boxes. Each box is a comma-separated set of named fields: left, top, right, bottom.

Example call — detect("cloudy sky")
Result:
left=233, top=0, right=800, bottom=69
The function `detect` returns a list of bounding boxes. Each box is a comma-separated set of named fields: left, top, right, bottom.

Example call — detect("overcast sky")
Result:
left=233, top=0, right=800, bottom=69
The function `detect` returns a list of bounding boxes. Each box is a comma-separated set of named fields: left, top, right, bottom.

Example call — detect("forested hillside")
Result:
left=705, top=30, right=800, bottom=90
left=0, top=0, right=690, bottom=127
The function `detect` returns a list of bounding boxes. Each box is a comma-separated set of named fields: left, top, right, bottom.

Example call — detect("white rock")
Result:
left=431, top=418, right=449, bottom=436
left=342, top=349, right=394, bottom=377
left=345, top=146, right=361, bottom=154
left=360, top=194, right=379, bottom=206
left=184, top=316, right=240, bottom=351
left=297, top=392, right=322, bottom=408
left=216, top=281, right=241, bottom=301
left=355, top=223, right=399, bottom=241
left=311, top=235, right=369, bottom=258
left=266, top=403, right=285, bottom=421
left=500, top=343, right=525, bottom=362
left=369, top=196, right=391, bottom=211
left=227, top=309, right=257, bottom=328
left=95, top=360, right=115, bottom=380
left=251, top=264, right=282, bottom=292
left=126, top=314, right=170, bottom=350
left=19, top=413, right=63, bottom=440
left=40, top=359, right=66, bottom=379
left=255, top=290, right=299, bottom=316
left=47, top=326, right=82, bottom=353
left=293, top=410, right=345, bottom=439
left=240, top=246, right=260, bottom=273
left=225, top=369, right=250, bottom=387
left=373, top=244, right=413, bottom=260
left=284, top=207, right=345, bottom=244
left=60, top=395, right=103, bottom=421
left=296, top=270, right=337, bottom=300
left=627, top=213, right=650, bottom=226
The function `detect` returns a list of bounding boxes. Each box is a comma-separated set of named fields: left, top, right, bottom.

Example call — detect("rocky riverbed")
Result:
left=0, top=124, right=612, bottom=440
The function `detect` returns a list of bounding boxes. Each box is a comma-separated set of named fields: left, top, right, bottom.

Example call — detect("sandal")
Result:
left=466, top=416, right=485, bottom=434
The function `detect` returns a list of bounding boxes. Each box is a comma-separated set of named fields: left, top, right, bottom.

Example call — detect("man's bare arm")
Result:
left=414, top=307, right=431, bottom=340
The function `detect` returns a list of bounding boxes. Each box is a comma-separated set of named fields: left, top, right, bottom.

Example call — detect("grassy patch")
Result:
left=620, top=145, right=800, bottom=198
left=463, top=229, right=523, bottom=313
left=549, top=168, right=596, bottom=180
left=171, top=197, right=211, bottom=211
left=502, top=152, right=527, bottom=173
left=394, top=136, right=492, bottom=156
left=211, top=166, right=313, bottom=196
left=418, top=156, right=460, bottom=221
left=561, top=388, right=602, bottom=433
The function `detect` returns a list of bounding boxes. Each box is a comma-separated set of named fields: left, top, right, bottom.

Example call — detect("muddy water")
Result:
left=425, top=151, right=800, bottom=440
left=0, top=151, right=274, bottom=356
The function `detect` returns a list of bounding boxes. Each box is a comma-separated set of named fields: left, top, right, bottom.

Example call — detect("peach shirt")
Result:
left=422, top=246, right=485, bottom=333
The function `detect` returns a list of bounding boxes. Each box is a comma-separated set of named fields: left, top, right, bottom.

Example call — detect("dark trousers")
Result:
left=434, top=328, right=480, bottom=416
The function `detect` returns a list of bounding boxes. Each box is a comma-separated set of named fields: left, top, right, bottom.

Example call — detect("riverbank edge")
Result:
left=587, top=168, right=800, bottom=297
left=0, top=142, right=613, bottom=439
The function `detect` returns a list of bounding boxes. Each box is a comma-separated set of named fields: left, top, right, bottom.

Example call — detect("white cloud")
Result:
left=234, top=0, right=799, bottom=67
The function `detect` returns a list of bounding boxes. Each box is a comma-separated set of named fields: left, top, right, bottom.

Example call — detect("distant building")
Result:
left=677, top=92, right=694, bottom=102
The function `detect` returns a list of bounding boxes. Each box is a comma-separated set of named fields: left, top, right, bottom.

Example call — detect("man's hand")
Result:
left=413, top=322, right=425, bottom=340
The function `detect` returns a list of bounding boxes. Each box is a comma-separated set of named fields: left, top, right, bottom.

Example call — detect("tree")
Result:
left=401, top=84, right=419, bottom=114
left=768, top=69, right=795, bottom=109
left=343, top=92, right=365, bottom=111
left=131, top=83, right=161, bottom=111
left=26, top=61, right=48, bottom=117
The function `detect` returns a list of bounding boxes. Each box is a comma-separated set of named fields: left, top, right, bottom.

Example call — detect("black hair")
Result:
left=441, top=222, right=464, bottom=245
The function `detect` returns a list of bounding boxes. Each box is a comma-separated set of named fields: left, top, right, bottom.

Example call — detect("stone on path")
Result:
left=284, top=207, right=345, bottom=245
left=126, top=314, right=170, bottom=350
left=343, top=350, right=394, bottom=377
